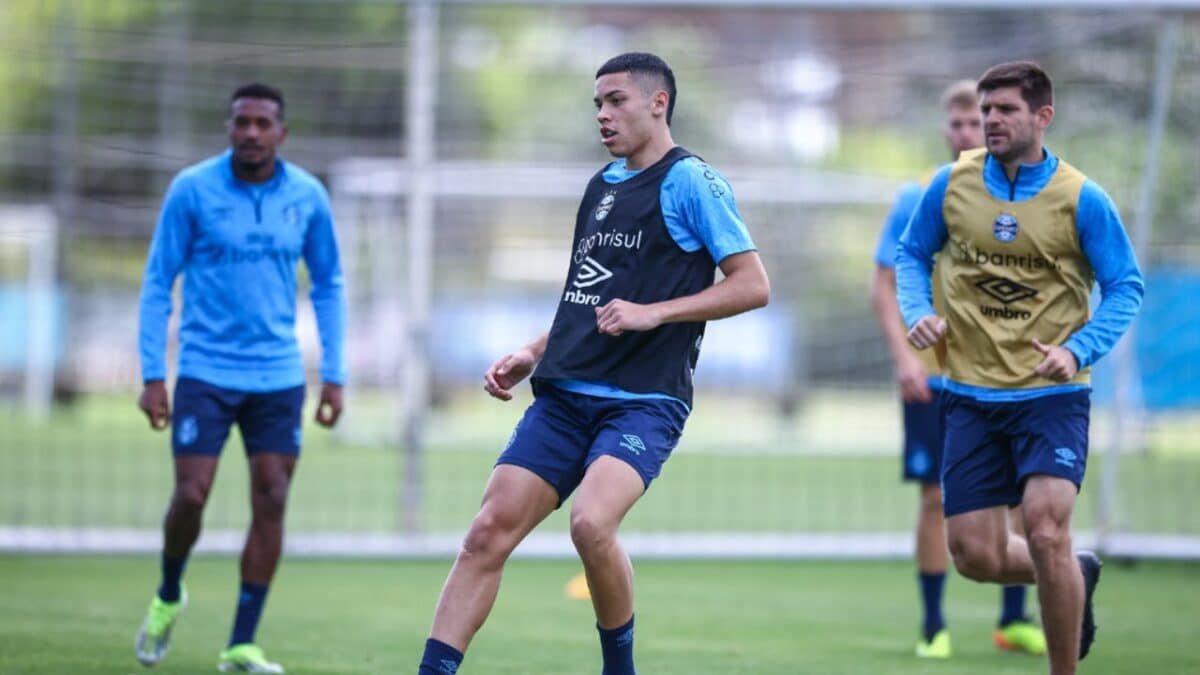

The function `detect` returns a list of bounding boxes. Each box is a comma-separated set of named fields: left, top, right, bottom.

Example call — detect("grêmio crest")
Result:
left=993, top=212, right=1019, bottom=243
left=594, top=190, right=617, bottom=221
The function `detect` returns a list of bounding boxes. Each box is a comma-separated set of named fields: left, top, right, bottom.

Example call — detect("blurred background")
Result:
left=1, top=0, right=1198, bottom=561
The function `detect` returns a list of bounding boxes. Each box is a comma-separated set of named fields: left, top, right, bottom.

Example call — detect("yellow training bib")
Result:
left=939, top=148, right=1094, bottom=389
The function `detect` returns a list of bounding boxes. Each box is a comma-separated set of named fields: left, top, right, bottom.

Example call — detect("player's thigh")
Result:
left=941, top=392, right=1019, bottom=517
left=902, top=392, right=944, bottom=484
left=586, top=397, right=687, bottom=493
left=571, top=455, right=646, bottom=536
left=1011, top=389, right=1090, bottom=493
left=237, top=383, right=306, bottom=457
left=172, top=377, right=239, bottom=457
left=1020, top=475, right=1078, bottom=536
left=945, top=504, right=1010, bottom=559
left=473, top=464, right=560, bottom=543
left=495, top=387, right=595, bottom=506
left=248, top=452, right=298, bottom=491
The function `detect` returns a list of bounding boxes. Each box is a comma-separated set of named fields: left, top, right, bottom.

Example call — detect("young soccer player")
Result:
left=416, top=52, right=770, bottom=675
left=871, top=80, right=1045, bottom=658
left=897, top=62, right=1144, bottom=675
left=134, top=83, right=346, bottom=673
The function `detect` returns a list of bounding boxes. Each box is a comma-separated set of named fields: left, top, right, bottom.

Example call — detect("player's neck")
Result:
left=623, top=131, right=675, bottom=171
left=1000, top=144, right=1045, bottom=181
left=232, top=158, right=278, bottom=184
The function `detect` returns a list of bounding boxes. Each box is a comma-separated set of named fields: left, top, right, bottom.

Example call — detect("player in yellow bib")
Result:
left=896, top=62, right=1143, bottom=675
left=872, top=80, right=1044, bottom=659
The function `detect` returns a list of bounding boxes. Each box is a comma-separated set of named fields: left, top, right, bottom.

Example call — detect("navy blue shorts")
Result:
left=902, top=391, right=945, bottom=484
left=941, top=389, right=1090, bottom=517
left=172, top=377, right=306, bottom=457
left=496, top=386, right=688, bottom=505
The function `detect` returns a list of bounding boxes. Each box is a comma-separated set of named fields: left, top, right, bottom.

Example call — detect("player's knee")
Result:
left=569, top=510, right=615, bottom=557
left=460, top=510, right=519, bottom=565
left=948, top=536, right=1001, bottom=581
left=251, top=478, right=289, bottom=520
left=1024, top=518, right=1069, bottom=559
left=172, top=480, right=212, bottom=514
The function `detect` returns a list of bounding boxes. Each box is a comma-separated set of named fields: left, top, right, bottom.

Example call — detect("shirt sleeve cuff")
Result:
left=1063, top=340, right=1089, bottom=370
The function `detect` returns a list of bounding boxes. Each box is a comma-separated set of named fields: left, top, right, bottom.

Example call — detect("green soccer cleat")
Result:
left=218, top=644, right=285, bottom=673
left=994, top=618, right=1047, bottom=655
left=134, top=587, right=187, bottom=667
left=915, top=629, right=952, bottom=658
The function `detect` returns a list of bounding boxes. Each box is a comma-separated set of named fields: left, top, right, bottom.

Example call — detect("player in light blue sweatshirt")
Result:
left=134, top=83, right=345, bottom=674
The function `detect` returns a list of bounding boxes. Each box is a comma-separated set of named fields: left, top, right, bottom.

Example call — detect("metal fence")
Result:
left=1, top=1, right=1198, bottom=558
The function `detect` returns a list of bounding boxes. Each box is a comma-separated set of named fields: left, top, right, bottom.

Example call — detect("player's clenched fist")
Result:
left=907, top=315, right=947, bottom=350
left=138, top=380, right=171, bottom=430
left=595, top=299, right=662, bottom=337
left=483, top=348, right=538, bottom=401
left=1032, top=338, right=1079, bottom=382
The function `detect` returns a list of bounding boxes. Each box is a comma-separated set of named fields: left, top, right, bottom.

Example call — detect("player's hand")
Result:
left=896, top=353, right=932, bottom=404
left=1032, top=339, right=1079, bottom=382
left=138, top=380, right=171, bottom=430
left=595, top=299, right=661, bottom=337
left=907, top=315, right=947, bottom=350
left=484, top=348, right=538, bottom=401
left=315, top=382, right=344, bottom=428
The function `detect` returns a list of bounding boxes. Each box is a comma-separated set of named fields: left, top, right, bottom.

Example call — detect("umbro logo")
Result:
left=975, top=276, right=1038, bottom=305
left=619, top=434, right=646, bottom=455
left=1054, top=447, right=1077, bottom=467
left=573, top=256, right=614, bottom=289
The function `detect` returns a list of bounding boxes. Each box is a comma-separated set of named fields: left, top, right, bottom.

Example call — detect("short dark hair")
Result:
left=230, top=83, right=285, bottom=119
left=977, top=61, right=1053, bottom=111
left=596, top=52, right=677, bottom=125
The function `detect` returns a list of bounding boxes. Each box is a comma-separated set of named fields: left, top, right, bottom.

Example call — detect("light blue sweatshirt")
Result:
left=138, top=149, right=345, bottom=391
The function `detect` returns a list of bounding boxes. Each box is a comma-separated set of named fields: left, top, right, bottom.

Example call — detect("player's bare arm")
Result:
left=483, top=332, right=550, bottom=401
left=871, top=265, right=933, bottom=404
left=595, top=250, right=769, bottom=337
left=907, top=314, right=947, bottom=351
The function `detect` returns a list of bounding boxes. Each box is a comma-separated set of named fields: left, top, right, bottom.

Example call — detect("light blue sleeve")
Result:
left=303, top=183, right=347, bottom=385
left=874, top=183, right=923, bottom=268
left=138, top=175, right=193, bottom=382
left=1062, top=180, right=1145, bottom=369
left=660, top=158, right=756, bottom=264
left=896, top=164, right=953, bottom=328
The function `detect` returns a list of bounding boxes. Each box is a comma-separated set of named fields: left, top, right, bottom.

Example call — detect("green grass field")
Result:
left=2, top=392, right=1199, bottom=536
left=1, top=555, right=1197, bottom=674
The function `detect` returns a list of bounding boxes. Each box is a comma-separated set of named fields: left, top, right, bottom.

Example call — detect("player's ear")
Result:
left=1035, top=104, right=1054, bottom=130
left=653, top=90, right=669, bottom=119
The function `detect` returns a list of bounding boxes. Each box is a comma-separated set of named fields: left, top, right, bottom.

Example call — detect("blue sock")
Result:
left=418, top=638, right=464, bottom=675
left=157, top=553, right=187, bottom=603
left=598, top=615, right=636, bottom=675
left=999, top=585, right=1028, bottom=626
left=227, top=581, right=269, bottom=647
left=918, top=572, right=946, bottom=641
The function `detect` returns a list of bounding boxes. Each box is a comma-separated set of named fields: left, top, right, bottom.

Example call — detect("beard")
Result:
left=232, top=141, right=274, bottom=174
left=990, top=134, right=1034, bottom=163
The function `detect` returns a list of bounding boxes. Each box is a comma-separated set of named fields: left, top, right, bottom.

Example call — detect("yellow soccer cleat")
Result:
left=915, top=629, right=952, bottom=659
